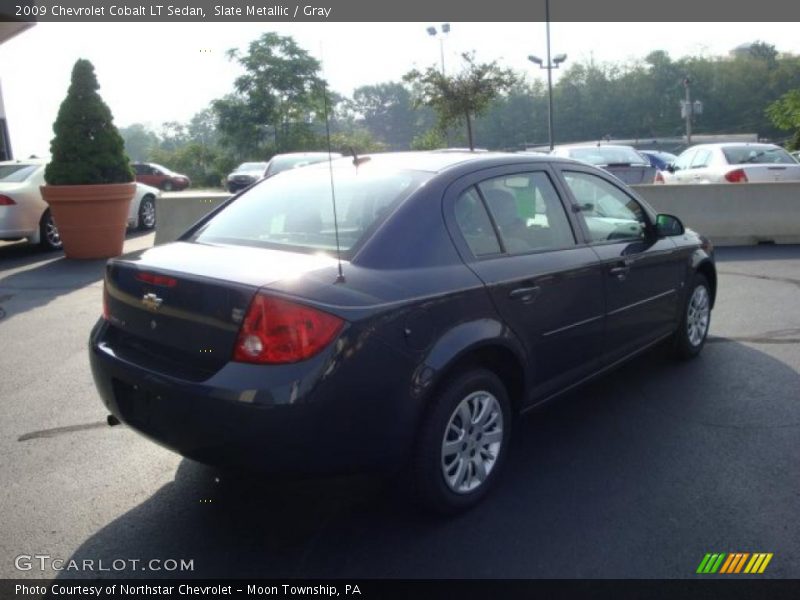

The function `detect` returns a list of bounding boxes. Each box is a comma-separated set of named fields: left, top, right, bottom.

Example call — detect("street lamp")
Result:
left=426, top=23, right=450, bottom=75
left=681, top=76, right=703, bottom=144
left=528, top=0, right=566, bottom=150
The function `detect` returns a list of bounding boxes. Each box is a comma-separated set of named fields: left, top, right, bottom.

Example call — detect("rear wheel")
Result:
left=137, top=195, right=156, bottom=230
left=411, top=368, right=511, bottom=514
left=674, top=273, right=711, bottom=359
left=38, top=209, right=62, bottom=251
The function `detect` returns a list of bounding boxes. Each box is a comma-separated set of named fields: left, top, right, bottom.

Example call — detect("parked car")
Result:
left=0, top=158, right=159, bottom=252
left=551, top=145, right=657, bottom=184
left=226, top=162, right=269, bottom=193
left=639, top=150, right=678, bottom=172
left=133, top=162, right=191, bottom=191
left=263, top=152, right=342, bottom=179
left=90, top=152, right=716, bottom=513
left=659, top=143, right=800, bottom=184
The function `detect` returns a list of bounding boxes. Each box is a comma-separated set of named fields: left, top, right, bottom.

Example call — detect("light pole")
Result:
left=426, top=23, right=450, bottom=75
left=681, top=76, right=703, bottom=145
left=528, top=0, right=566, bottom=151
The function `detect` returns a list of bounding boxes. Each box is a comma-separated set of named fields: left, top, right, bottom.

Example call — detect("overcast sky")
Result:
left=2, top=22, right=800, bottom=157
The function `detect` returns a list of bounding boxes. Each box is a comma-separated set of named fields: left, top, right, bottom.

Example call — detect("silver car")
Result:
left=661, top=143, right=800, bottom=184
left=550, top=145, right=657, bottom=184
left=0, top=159, right=159, bottom=251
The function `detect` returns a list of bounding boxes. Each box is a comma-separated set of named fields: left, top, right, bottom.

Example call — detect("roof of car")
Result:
left=555, top=144, right=638, bottom=151
left=305, top=150, right=555, bottom=174
left=0, top=158, right=47, bottom=166
left=687, top=142, right=781, bottom=149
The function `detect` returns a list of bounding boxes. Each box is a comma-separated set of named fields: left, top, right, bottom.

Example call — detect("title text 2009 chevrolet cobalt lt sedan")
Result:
left=90, top=152, right=716, bottom=513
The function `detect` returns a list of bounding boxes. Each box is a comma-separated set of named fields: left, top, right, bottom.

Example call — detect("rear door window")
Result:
left=454, top=188, right=502, bottom=257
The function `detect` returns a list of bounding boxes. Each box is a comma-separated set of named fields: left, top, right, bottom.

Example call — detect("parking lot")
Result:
left=0, top=237, right=798, bottom=579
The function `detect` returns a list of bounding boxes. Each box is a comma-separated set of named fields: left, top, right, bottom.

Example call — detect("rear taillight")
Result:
left=654, top=171, right=665, bottom=184
left=725, top=169, right=748, bottom=183
left=136, top=272, right=177, bottom=287
left=233, top=294, right=344, bottom=364
left=0, top=195, right=16, bottom=205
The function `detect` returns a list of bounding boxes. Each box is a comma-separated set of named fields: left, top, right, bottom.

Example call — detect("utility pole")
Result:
left=683, top=76, right=692, bottom=145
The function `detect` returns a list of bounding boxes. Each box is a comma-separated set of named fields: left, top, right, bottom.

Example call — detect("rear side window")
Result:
left=454, top=188, right=502, bottom=257
left=192, top=165, right=430, bottom=257
left=478, top=171, right=575, bottom=254
left=690, top=149, right=712, bottom=168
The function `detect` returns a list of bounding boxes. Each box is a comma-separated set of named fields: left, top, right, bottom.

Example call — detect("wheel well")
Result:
left=696, top=261, right=717, bottom=308
left=431, top=345, right=526, bottom=413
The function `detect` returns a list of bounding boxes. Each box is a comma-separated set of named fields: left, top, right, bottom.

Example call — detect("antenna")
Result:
left=319, top=46, right=345, bottom=284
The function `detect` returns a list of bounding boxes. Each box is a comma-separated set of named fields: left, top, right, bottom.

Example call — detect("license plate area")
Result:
left=113, top=379, right=159, bottom=428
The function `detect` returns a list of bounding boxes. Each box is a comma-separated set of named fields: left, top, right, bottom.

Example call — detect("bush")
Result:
left=45, top=59, right=133, bottom=185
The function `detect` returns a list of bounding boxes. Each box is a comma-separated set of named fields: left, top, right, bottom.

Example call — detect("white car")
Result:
left=659, top=143, right=800, bottom=184
left=0, top=158, right=159, bottom=251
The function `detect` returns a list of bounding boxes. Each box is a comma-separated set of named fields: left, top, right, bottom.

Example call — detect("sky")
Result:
left=2, top=21, right=800, bottom=157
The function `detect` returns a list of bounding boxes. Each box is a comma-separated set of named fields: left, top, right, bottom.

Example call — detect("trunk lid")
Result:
left=103, top=242, right=340, bottom=377
left=738, top=164, right=800, bottom=183
left=603, top=164, right=657, bottom=184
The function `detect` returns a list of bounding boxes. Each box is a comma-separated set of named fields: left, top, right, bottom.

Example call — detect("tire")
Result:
left=411, top=368, right=511, bottom=514
left=673, top=273, right=711, bottom=359
left=162, top=180, right=173, bottom=192
left=38, top=209, right=62, bottom=251
left=137, top=195, right=156, bottom=230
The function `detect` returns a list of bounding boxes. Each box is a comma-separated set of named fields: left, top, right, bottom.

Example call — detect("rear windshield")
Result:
left=722, top=146, right=796, bottom=165
left=0, top=164, right=38, bottom=182
left=267, top=154, right=334, bottom=176
left=192, top=163, right=430, bottom=256
left=237, top=162, right=268, bottom=172
left=569, top=147, right=649, bottom=166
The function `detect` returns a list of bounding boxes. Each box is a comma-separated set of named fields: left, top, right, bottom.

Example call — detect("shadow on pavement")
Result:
left=57, top=341, right=800, bottom=579
left=0, top=231, right=153, bottom=321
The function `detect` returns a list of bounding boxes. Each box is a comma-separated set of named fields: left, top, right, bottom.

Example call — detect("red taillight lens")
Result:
left=725, top=168, right=748, bottom=183
left=654, top=171, right=665, bottom=184
left=0, top=195, right=16, bottom=205
left=233, top=294, right=344, bottom=364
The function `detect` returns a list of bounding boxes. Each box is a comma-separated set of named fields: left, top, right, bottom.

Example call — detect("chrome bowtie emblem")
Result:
left=142, top=292, right=163, bottom=311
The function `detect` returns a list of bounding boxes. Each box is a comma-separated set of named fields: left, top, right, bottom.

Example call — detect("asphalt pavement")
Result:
left=0, top=237, right=798, bottom=579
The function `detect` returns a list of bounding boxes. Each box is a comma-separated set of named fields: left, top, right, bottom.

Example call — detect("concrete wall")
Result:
left=631, top=182, right=800, bottom=246
left=154, top=191, right=230, bottom=245
left=155, top=183, right=800, bottom=247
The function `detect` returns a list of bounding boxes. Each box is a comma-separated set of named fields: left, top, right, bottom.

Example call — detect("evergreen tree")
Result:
left=45, top=59, right=133, bottom=185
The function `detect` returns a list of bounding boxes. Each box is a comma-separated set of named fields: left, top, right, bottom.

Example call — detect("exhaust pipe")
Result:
left=107, top=414, right=121, bottom=427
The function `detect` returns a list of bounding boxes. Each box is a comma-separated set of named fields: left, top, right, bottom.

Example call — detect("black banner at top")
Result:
left=4, top=0, right=800, bottom=22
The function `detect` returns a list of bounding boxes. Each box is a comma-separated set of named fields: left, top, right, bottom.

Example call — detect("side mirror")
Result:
left=655, top=213, right=685, bottom=237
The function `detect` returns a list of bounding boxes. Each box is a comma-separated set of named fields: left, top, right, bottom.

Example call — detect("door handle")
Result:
left=509, top=286, right=541, bottom=302
left=609, top=265, right=630, bottom=278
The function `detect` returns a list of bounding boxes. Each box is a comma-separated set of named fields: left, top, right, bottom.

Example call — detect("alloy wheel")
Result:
left=686, top=285, right=710, bottom=347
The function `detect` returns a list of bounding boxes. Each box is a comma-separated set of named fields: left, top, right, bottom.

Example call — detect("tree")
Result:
left=766, top=89, right=800, bottom=149
left=45, top=59, right=133, bottom=185
left=404, top=53, right=517, bottom=150
left=118, top=123, right=159, bottom=162
left=213, top=32, right=326, bottom=157
left=349, top=82, right=423, bottom=149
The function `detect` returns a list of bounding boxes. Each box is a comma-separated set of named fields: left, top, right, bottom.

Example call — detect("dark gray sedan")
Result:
left=90, top=151, right=715, bottom=513
left=551, top=144, right=657, bottom=184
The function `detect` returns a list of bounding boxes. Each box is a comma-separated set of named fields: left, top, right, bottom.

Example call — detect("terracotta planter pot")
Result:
left=40, top=183, right=136, bottom=259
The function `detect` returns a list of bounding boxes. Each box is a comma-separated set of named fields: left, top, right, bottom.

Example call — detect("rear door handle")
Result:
left=509, top=286, right=541, bottom=302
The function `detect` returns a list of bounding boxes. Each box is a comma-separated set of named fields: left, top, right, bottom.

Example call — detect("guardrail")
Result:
left=155, top=183, right=800, bottom=247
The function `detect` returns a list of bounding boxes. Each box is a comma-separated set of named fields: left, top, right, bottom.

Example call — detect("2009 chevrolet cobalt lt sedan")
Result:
left=90, top=151, right=716, bottom=513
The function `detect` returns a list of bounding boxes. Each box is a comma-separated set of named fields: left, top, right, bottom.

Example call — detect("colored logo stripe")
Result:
left=697, top=553, right=773, bottom=574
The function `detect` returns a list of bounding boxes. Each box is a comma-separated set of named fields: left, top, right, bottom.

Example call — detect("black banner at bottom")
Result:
left=3, top=579, right=800, bottom=600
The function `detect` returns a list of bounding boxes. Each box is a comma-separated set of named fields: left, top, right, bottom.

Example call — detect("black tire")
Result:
left=411, top=368, right=511, bottom=514
left=673, top=273, right=711, bottom=359
left=162, top=180, right=173, bottom=192
left=38, top=209, right=62, bottom=251
left=137, top=195, right=156, bottom=230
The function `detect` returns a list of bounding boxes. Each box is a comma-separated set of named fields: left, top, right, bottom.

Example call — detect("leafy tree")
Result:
left=405, top=52, right=517, bottom=150
left=119, top=123, right=159, bottom=162
left=214, top=32, right=326, bottom=156
left=349, top=82, right=423, bottom=149
left=410, top=128, right=447, bottom=150
left=45, top=59, right=133, bottom=185
left=766, top=89, right=800, bottom=149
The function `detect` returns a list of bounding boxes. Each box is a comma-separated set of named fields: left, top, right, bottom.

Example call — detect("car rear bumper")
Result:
left=88, top=319, right=422, bottom=476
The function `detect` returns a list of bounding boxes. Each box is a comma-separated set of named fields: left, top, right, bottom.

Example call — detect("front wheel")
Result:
left=674, top=273, right=711, bottom=359
left=411, top=368, right=511, bottom=514
left=162, top=180, right=173, bottom=192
